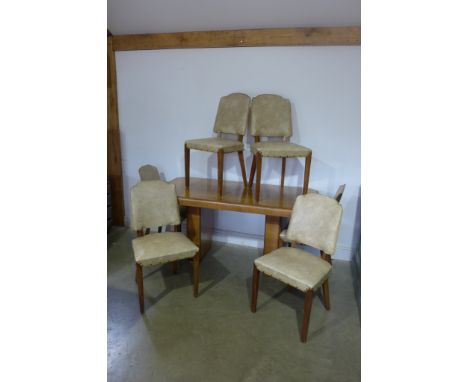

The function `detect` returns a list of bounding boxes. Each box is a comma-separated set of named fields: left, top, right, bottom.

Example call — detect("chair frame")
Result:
left=134, top=224, right=200, bottom=314
left=248, top=136, right=312, bottom=201
left=251, top=248, right=332, bottom=343
left=185, top=132, right=247, bottom=196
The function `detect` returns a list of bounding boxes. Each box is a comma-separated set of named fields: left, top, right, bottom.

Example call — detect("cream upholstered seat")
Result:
left=251, top=192, right=343, bottom=343
left=254, top=247, right=331, bottom=292
left=133, top=232, right=198, bottom=267
left=280, top=185, right=345, bottom=245
left=130, top=180, right=200, bottom=313
left=248, top=94, right=313, bottom=201
left=138, top=164, right=187, bottom=233
left=185, top=93, right=251, bottom=195
left=185, top=138, right=244, bottom=153
left=250, top=141, right=311, bottom=158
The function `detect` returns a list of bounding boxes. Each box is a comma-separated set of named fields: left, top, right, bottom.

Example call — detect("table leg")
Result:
left=187, top=206, right=201, bottom=248
left=263, top=215, right=281, bottom=255
left=186, top=206, right=212, bottom=259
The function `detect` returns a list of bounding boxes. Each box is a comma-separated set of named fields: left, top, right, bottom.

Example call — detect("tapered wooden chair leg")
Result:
left=135, top=263, right=145, bottom=314
left=303, top=153, right=312, bottom=194
left=251, top=265, right=260, bottom=313
left=255, top=153, right=262, bottom=201
left=135, top=230, right=145, bottom=284
left=281, top=157, right=286, bottom=188
left=172, top=261, right=178, bottom=274
left=184, top=145, right=190, bottom=189
left=301, top=290, right=314, bottom=343
left=319, top=251, right=332, bottom=310
left=238, top=151, right=248, bottom=187
left=192, top=252, right=200, bottom=297
left=248, top=155, right=256, bottom=188
left=217, top=149, right=224, bottom=196
left=322, top=279, right=330, bottom=310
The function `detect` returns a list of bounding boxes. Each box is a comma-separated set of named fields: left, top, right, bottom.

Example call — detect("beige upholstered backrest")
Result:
left=138, top=164, right=160, bottom=181
left=250, top=94, right=292, bottom=137
left=286, top=193, right=343, bottom=255
left=130, top=180, right=180, bottom=230
left=213, top=93, right=251, bottom=135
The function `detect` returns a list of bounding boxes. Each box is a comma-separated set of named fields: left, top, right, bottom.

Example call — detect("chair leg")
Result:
left=158, top=226, right=162, bottom=233
left=248, top=155, right=256, bottom=188
left=135, top=263, right=144, bottom=314
left=217, top=149, right=224, bottom=196
left=301, top=289, right=314, bottom=343
left=322, top=279, right=330, bottom=310
left=255, top=153, right=262, bottom=201
left=319, top=251, right=332, bottom=310
left=281, top=157, right=286, bottom=188
left=303, top=153, right=312, bottom=194
left=184, top=144, right=190, bottom=189
left=238, top=151, right=248, bottom=187
left=192, top=252, right=200, bottom=297
left=251, top=264, right=260, bottom=313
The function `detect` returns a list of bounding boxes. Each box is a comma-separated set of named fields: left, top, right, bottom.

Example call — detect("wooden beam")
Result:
left=112, top=27, right=360, bottom=51
left=107, top=36, right=125, bottom=225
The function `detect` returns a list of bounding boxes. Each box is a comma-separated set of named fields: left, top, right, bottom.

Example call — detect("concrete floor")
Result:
left=108, top=227, right=361, bottom=382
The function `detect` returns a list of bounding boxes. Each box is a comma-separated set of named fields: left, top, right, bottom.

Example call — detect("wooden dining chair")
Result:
left=138, top=164, right=187, bottom=236
left=280, top=184, right=346, bottom=247
left=248, top=94, right=312, bottom=201
left=130, top=180, right=200, bottom=313
left=185, top=93, right=250, bottom=195
left=251, top=192, right=343, bottom=343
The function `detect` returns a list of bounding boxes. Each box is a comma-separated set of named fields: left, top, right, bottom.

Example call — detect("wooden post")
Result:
left=107, top=35, right=124, bottom=225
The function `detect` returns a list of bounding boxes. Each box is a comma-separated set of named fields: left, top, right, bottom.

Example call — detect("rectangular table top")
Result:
left=170, top=177, right=304, bottom=217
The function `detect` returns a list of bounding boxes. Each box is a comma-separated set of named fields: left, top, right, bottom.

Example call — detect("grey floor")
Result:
left=108, top=227, right=361, bottom=382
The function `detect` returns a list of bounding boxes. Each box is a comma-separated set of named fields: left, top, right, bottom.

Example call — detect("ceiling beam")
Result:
left=112, top=27, right=360, bottom=51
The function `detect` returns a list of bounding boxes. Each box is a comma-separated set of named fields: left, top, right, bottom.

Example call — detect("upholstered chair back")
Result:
left=213, top=93, right=251, bottom=136
left=138, top=164, right=161, bottom=181
left=130, top=180, right=180, bottom=231
left=286, top=193, right=343, bottom=255
left=250, top=94, right=292, bottom=138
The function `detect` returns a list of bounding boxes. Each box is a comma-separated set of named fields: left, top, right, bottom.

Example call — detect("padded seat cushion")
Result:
left=254, top=247, right=331, bottom=292
left=185, top=138, right=244, bottom=153
left=250, top=141, right=311, bottom=158
left=132, top=232, right=199, bottom=267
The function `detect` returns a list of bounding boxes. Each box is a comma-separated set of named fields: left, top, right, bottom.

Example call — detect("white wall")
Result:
left=115, top=46, right=360, bottom=260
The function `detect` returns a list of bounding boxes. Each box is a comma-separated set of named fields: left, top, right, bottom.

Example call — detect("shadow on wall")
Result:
left=350, top=186, right=361, bottom=314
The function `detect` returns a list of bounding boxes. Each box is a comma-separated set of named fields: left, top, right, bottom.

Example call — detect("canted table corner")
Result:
left=170, top=177, right=304, bottom=255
